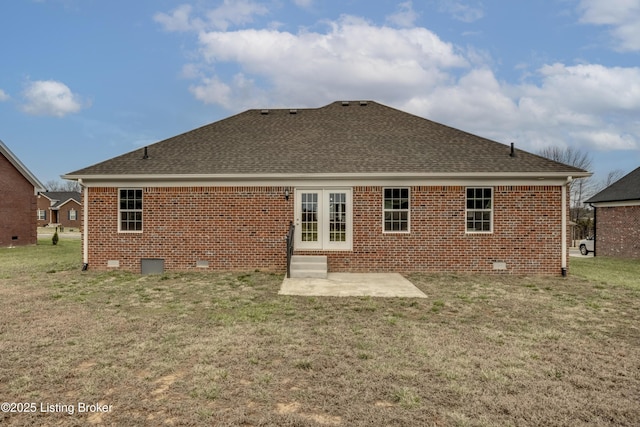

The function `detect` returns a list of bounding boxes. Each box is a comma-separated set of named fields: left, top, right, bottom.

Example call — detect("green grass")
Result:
left=0, top=242, right=639, bottom=426
left=0, top=238, right=80, bottom=278
left=571, top=256, right=640, bottom=290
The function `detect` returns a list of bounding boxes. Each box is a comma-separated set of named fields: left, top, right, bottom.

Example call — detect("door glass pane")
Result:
left=301, top=193, right=318, bottom=242
left=329, top=193, right=346, bottom=242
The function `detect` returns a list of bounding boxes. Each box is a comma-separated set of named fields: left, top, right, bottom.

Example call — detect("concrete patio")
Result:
left=279, top=272, right=427, bottom=298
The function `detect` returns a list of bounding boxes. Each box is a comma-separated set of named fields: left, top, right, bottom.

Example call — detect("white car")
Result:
left=579, top=237, right=594, bottom=255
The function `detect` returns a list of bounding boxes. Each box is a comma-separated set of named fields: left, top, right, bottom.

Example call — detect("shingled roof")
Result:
left=585, top=166, right=640, bottom=204
left=40, top=191, right=81, bottom=208
left=65, top=101, right=589, bottom=179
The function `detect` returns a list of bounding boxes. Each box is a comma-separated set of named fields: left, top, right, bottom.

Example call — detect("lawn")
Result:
left=1, top=240, right=639, bottom=426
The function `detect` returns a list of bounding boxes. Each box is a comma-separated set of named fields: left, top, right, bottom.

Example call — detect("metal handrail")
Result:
left=286, top=221, right=295, bottom=278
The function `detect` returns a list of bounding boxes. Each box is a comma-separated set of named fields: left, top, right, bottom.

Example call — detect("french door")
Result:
left=295, top=189, right=352, bottom=250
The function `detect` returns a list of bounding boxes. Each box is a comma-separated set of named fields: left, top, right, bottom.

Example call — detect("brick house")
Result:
left=64, top=101, right=589, bottom=275
left=585, top=166, right=640, bottom=258
left=1, top=139, right=45, bottom=246
left=37, top=191, right=82, bottom=229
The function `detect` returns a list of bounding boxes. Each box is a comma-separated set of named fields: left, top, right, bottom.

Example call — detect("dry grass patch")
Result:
left=1, top=243, right=639, bottom=425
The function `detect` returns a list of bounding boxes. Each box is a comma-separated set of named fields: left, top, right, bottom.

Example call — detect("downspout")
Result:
left=591, top=204, right=596, bottom=257
left=80, top=179, right=89, bottom=270
left=561, top=176, right=572, bottom=277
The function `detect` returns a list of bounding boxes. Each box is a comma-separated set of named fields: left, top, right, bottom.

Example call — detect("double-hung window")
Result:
left=383, top=188, right=409, bottom=232
left=37, top=209, right=46, bottom=221
left=466, top=187, right=492, bottom=232
left=68, top=209, right=77, bottom=221
left=119, top=189, right=143, bottom=232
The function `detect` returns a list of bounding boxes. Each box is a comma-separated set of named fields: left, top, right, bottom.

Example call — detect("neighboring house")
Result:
left=585, top=166, right=640, bottom=258
left=63, top=101, right=590, bottom=275
left=1, top=139, right=46, bottom=246
left=37, top=191, right=82, bottom=229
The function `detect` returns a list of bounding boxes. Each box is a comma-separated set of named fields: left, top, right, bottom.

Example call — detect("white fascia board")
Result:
left=64, top=171, right=585, bottom=188
left=56, top=198, right=81, bottom=208
left=590, top=200, right=640, bottom=208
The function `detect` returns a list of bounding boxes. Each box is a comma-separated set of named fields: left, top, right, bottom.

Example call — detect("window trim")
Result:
left=118, top=188, right=143, bottom=233
left=465, top=187, right=493, bottom=234
left=68, top=209, right=77, bottom=221
left=382, top=187, right=410, bottom=234
left=37, top=209, right=47, bottom=221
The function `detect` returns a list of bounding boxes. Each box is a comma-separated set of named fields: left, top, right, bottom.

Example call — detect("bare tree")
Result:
left=537, top=146, right=595, bottom=239
left=45, top=179, right=81, bottom=192
left=537, top=146, right=594, bottom=210
left=601, top=169, right=625, bottom=189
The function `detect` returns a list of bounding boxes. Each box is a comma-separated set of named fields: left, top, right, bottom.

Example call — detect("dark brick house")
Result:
left=37, top=191, right=82, bottom=229
left=585, top=166, right=640, bottom=259
left=64, top=101, right=590, bottom=275
left=1, top=139, right=45, bottom=246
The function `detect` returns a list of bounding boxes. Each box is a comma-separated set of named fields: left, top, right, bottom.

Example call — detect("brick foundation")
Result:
left=84, top=185, right=568, bottom=274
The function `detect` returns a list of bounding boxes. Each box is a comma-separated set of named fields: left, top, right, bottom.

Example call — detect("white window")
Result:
left=37, top=209, right=46, bottom=221
left=68, top=209, right=77, bottom=221
left=119, top=189, right=143, bottom=232
left=383, top=188, right=410, bottom=232
left=466, top=187, right=493, bottom=233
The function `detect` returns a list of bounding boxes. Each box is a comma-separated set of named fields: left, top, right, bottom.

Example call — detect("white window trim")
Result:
left=69, top=209, right=77, bottom=221
left=465, top=187, right=493, bottom=234
left=118, top=188, right=143, bottom=233
left=37, top=209, right=46, bottom=221
left=382, top=187, right=410, bottom=234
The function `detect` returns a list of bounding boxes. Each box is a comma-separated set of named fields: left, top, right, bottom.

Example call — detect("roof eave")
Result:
left=63, top=171, right=591, bottom=183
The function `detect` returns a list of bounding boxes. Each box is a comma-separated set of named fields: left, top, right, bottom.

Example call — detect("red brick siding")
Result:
left=57, top=201, right=82, bottom=229
left=36, top=196, right=50, bottom=227
left=595, top=205, right=640, bottom=258
left=298, top=186, right=566, bottom=275
left=85, top=185, right=567, bottom=274
left=85, top=186, right=293, bottom=272
left=37, top=197, right=82, bottom=228
left=0, top=154, right=37, bottom=246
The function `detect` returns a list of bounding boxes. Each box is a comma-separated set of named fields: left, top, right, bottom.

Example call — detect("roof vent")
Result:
left=359, top=101, right=368, bottom=106
left=341, top=101, right=350, bottom=106
left=142, top=146, right=149, bottom=159
left=260, top=109, right=269, bottom=115
left=510, top=142, right=516, bottom=157
left=289, top=109, right=297, bottom=114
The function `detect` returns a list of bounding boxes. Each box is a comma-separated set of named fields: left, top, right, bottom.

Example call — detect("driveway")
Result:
left=569, top=248, right=594, bottom=258
left=280, top=273, right=427, bottom=298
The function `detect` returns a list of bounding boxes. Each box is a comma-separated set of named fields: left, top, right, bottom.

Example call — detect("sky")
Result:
left=1, top=0, right=639, bottom=189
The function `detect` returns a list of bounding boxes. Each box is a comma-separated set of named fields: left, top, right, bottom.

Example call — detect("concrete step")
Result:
left=290, top=255, right=327, bottom=279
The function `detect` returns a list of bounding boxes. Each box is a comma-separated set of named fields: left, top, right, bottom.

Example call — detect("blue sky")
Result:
left=1, top=0, right=639, bottom=189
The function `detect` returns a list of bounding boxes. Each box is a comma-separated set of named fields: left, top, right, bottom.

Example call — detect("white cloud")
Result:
left=0, top=89, right=9, bottom=101
left=292, top=0, right=313, bottom=8
left=154, top=4, right=202, bottom=32
left=159, top=7, right=640, bottom=155
left=21, top=80, right=85, bottom=117
left=191, top=15, right=468, bottom=107
left=578, top=0, right=640, bottom=51
left=438, top=1, right=484, bottom=23
left=154, top=1, right=268, bottom=32
left=386, top=1, right=419, bottom=28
